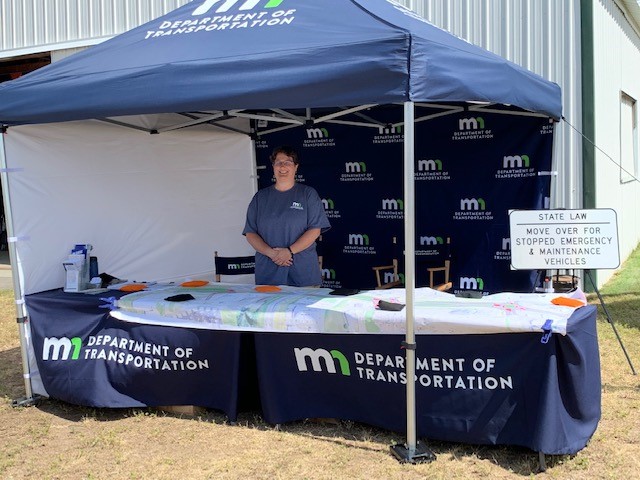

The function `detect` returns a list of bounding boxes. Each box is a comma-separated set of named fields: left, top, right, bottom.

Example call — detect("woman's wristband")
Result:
left=287, top=246, right=294, bottom=256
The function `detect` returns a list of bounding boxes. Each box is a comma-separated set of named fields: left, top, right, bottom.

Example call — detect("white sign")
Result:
left=509, top=209, right=620, bottom=270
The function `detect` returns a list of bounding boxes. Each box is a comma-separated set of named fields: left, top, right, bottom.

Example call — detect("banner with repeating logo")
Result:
left=255, top=107, right=554, bottom=293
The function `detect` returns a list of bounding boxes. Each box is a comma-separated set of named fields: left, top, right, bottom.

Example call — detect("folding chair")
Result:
left=426, top=237, right=452, bottom=291
left=214, top=251, right=255, bottom=282
left=372, top=236, right=403, bottom=289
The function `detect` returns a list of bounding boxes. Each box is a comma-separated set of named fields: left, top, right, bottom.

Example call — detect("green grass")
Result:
left=589, top=243, right=640, bottom=332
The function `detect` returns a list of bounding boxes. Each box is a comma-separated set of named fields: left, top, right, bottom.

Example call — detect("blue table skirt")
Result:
left=25, top=289, right=600, bottom=455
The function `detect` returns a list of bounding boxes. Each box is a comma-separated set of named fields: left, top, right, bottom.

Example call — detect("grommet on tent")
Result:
left=1, top=125, right=7, bottom=133
left=150, top=129, right=159, bottom=134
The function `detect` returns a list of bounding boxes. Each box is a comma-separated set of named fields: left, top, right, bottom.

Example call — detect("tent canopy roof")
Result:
left=0, top=0, right=562, bottom=126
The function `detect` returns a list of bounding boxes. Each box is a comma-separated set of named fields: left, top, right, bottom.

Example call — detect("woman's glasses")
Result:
left=273, top=160, right=295, bottom=168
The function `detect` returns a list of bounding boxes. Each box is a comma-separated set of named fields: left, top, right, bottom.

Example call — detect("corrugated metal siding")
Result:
left=592, top=0, right=640, bottom=283
left=397, top=0, right=584, bottom=211
left=0, top=0, right=190, bottom=56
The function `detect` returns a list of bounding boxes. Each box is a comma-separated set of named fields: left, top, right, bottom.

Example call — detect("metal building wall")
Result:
left=0, top=0, right=190, bottom=58
left=397, top=0, right=584, bottom=211
left=591, top=0, right=640, bottom=283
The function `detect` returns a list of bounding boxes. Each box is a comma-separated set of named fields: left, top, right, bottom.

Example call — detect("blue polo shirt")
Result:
left=243, top=183, right=331, bottom=286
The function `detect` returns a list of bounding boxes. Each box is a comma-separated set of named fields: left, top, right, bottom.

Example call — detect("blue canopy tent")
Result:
left=0, top=0, right=562, bottom=462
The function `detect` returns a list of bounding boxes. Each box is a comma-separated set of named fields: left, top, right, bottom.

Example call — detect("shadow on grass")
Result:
left=3, top=388, right=561, bottom=477
left=589, top=295, right=640, bottom=330
left=0, top=346, right=25, bottom=400
left=265, top=420, right=565, bottom=475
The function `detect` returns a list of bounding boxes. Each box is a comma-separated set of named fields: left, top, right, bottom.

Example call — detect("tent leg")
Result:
left=538, top=451, right=547, bottom=472
left=11, top=316, right=41, bottom=408
left=1, top=127, right=38, bottom=406
left=390, top=440, right=436, bottom=464
left=389, top=102, right=436, bottom=464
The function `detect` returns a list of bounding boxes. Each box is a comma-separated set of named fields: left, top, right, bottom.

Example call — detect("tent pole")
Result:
left=390, top=102, right=435, bottom=463
left=0, top=127, right=38, bottom=407
left=404, top=101, right=417, bottom=452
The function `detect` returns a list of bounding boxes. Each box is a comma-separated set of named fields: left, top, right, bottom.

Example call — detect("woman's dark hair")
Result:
left=270, top=145, right=299, bottom=164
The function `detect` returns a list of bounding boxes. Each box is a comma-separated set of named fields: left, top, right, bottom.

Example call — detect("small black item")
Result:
left=455, top=290, right=483, bottom=299
left=378, top=300, right=405, bottom=311
left=89, top=256, right=98, bottom=279
left=329, top=288, right=360, bottom=296
left=164, top=294, right=195, bottom=302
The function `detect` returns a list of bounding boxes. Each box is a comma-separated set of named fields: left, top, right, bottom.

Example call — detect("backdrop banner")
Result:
left=255, top=108, right=554, bottom=293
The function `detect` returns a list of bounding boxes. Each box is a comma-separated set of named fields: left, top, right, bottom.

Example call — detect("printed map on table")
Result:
left=112, top=283, right=586, bottom=335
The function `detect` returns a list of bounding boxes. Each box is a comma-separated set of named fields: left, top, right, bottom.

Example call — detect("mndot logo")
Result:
left=452, top=117, right=493, bottom=141
left=321, top=267, right=336, bottom=281
left=345, top=162, right=366, bottom=173
left=458, top=117, right=485, bottom=130
left=383, top=271, right=404, bottom=285
left=304, top=128, right=335, bottom=148
left=416, top=158, right=451, bottom=181
left=378, top=125, right=402, bottom=135
left=42, top=334, right=212, bottom=372
left=43, top=337, right=82, bottom=360
left=460, top=198, right=486, bottom=211
left=348, top=234, right=369, bottom=246
left=320, top=263, right=340, bottom=289
left=381, top=199, right=403, bottom=210
left=146, top=0, right=294, bottom=39
left=321, top=198, right=341, bottom=219
left=377, top=198, right=404, bottom=220
left=503, top=155, right=530, bottom=168
left=459, top=276, right=485, bottom=290
left=454, top=198, right=493, bottom=221
left=341, top=161, right=373, bottom=182
left=294, top=348, right=350, bottom=375
left=416, top=235, right=447, bottom=256
left=373, top=125, right=403, bottom=144
left=496, top=154, right=536, bottom=179
left=322, top=198, right=334, bottom=210
left=306, top=128, right=329, bottom=139
left=193, top=0, right=285, bottom=15
left=418, top=159, right=442, bottom=171
left=343, top=233, right=377, bottom=255
left=495, top=237, right=511, bottom=261
left=420, top=236, right=445, bottom=245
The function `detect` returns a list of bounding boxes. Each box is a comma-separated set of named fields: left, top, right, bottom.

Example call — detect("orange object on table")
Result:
left=180, top=280, right=209, bottom=287
left=551, top=297, right=585, bottom=308
left=119, top=284, right=147, bottom=292
left=255, top=285, right=281, bottom=293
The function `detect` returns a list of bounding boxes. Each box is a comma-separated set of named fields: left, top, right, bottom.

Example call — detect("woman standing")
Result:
left=243, top=146, right=330, bottom=287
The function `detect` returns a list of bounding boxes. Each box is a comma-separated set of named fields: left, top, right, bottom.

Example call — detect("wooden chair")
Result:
left=372, top=258, right=402, bottom=289
left=214, top=251, right=255, bottom=282
left=372, top=236, right=403, bottom=289
left=428, top=259, right=452, bottom=291
left=426, top=237, right=452, bottom=291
